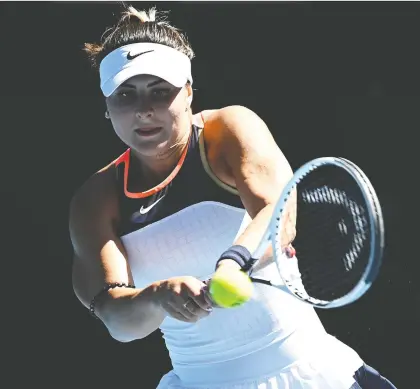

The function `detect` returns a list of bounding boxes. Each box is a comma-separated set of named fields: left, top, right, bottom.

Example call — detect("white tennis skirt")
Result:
left=157, top=362, right=358, bottom=389
left=156, top=334, right=363, bottom=389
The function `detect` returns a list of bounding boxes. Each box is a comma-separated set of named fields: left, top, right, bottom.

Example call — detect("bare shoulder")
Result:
left=71, top=162, right=116, bottom=210
left=204, top=105, right=260, bottom=119
left=192, top=109, right=217, bottom=128
left=197, top=106, right=267, bottom=135
left=69, top=160, right=120, bottom=240
left=195, top=106, right=272, bottom=153
left=195, top=105, right=256, bottom=122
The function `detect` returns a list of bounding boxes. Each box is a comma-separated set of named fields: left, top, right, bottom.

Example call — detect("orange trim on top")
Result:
left=114, top=138, right=190, bottom=199
left=114, top=150, right=129, bottom=166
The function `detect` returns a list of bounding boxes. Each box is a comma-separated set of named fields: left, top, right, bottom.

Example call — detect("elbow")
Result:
left=107, top=328, right=138, bottom=343
left=98, top=299, right=156, bottom=342
left=105, top=320, right=151, bottom=343
left=97, top=304, right=141, bottom=342
left=97, top=311, right=142, bottom=343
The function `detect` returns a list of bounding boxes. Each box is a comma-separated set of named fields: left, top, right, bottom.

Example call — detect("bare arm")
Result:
left=69, top=167, right=166, bottom=342
left=206, top=106, right=296, bottom=270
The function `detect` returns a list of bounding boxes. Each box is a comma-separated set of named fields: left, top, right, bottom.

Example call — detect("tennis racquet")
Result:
left=223, top=157, right=385, bottom=309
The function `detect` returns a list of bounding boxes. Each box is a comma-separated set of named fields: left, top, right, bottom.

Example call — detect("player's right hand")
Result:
left=155, top=276, right=213, bottom=323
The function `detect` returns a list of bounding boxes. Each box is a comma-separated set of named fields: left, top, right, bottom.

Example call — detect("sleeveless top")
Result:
left=113, top=124, right=363, bottom=386
left=114, top=124, right=243, bottom=236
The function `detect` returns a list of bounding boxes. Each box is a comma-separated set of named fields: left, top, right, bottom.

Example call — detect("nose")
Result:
left=135, top=101, right=154, bottom=119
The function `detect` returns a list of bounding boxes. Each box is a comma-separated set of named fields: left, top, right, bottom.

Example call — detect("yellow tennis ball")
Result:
left=209, top=269, right=254, bottom=308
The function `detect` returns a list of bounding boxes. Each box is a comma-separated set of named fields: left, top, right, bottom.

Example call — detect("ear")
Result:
left=186, top=83, right=193, bottom=106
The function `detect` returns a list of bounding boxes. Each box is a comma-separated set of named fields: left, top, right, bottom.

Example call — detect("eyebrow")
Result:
left=122, top=79, right=166, bottom=89
left=147, top=79, right=166, bottom=87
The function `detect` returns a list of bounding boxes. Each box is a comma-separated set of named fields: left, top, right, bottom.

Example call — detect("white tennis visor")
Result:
left=99, top=43, right=193, bottom=97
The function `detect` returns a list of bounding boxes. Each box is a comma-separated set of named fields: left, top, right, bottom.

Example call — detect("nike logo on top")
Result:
left=126, top=49, right=154, bottom=60
left=139, top=194, right=166, bottom=215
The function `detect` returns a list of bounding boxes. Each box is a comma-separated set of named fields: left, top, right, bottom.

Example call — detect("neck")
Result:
left=131, top=123, right=191, bottom=184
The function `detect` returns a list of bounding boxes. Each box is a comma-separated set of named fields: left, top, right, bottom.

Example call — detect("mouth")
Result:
left=135, top=127, right=163, bottom=137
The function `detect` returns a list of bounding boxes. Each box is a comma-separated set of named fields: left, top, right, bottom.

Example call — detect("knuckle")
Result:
left=173, top=285, right=182, bottom=296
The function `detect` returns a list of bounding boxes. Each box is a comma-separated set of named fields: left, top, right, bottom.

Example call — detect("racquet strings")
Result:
left=279, top=164, right=372, bottom=302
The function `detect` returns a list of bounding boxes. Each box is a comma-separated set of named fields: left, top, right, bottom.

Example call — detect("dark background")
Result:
left=1, top=2, right=419, bottom=388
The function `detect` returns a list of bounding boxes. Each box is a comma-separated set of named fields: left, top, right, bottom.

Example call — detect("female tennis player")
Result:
left=69, top=6, right=396, bottom=389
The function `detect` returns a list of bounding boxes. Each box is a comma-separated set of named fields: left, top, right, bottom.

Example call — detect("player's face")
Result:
left=106, top=74, right=192, bottom=157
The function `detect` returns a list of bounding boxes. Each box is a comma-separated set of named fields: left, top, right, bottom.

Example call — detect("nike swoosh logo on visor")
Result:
left=139, top=194, right=166, bottom=215
left=126, top=50, right=154, bottom=60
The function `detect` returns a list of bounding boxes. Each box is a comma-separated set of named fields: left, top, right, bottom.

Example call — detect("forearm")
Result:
left=219, top=204, right=275, bottom=272
left=96, top=282, right=166, bottom=342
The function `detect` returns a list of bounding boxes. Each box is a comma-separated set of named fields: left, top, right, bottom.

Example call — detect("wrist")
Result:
left=90, top=282, right=136, bottom=319
left=216, top=259, right=242, bottom=271
left=215, top=245, right=257, bottom=272
left=148, top=280, right=168, bottom=313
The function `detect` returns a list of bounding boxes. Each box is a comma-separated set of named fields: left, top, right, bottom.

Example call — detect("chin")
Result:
left=132, top=135, right=171, bottom=157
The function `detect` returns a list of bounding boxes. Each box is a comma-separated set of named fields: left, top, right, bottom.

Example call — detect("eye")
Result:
left=117, top=90, right=135, bottom=98
left=151, top=88, right=171, bottom=98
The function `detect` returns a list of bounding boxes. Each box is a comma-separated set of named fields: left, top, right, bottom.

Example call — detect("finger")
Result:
left=167, top=300, right=197, bottom=322
left=161, top=301, right=191, bottom=322
left=200, top=281, right=215, bottom=306
left=183, top=299, right=211, bottom=317
left=204, top=294, right=214, bottom=308
left=167, top=309, right=193, bottom=323
left=171, top=295, right=207, bottom=320
left=178, top=280, right=212, bottom=311
left=203, top=289, right=216, bottom=308
left=188, top=290, right=213, bottom=311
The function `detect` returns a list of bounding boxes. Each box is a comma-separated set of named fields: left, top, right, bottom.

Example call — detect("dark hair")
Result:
left=84, top=6, right=195, bottom=70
